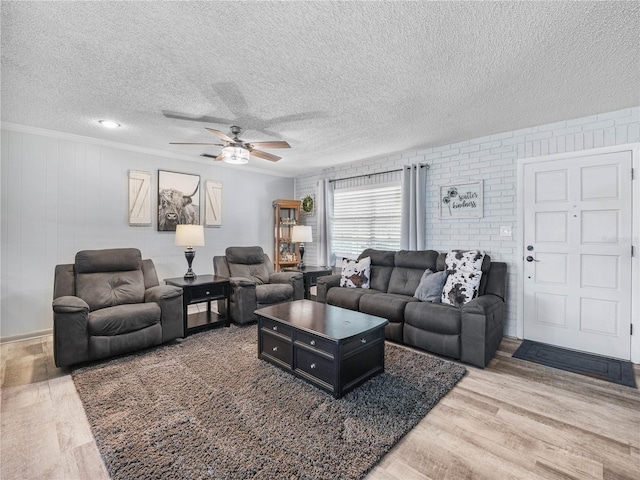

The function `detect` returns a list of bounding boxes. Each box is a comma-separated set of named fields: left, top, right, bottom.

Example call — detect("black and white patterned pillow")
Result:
left=340, top=256, right=371, bottom=289
left=441, top=250, right=485, bottom=307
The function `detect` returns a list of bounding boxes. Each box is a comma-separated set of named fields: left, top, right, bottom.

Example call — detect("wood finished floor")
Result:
left=1, top=335, right=639, bottom=480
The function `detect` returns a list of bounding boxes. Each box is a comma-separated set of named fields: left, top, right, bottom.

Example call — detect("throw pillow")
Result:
left=340, top=256, right=371, bottom=289
left=441, top=269, right=482, bottom=307
left=413, top=269, right=448, bottom=302
left=441, top=250, right=486, bottom=307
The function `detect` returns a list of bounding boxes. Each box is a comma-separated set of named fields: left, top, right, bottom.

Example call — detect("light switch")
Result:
left=500, top=225, right=512, bottom=237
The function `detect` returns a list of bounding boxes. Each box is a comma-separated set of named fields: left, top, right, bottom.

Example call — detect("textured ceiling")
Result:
left=2, top=1, right=639, bottom=176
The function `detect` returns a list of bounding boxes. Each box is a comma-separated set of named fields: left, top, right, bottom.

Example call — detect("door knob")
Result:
left=526, top=256, right=539, bottom=262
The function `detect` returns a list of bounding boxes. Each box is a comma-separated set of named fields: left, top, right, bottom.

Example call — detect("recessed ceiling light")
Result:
left=98, top=120, right=121, bottom=128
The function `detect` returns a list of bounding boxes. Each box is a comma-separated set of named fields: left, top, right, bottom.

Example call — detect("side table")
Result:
left=283, top=265, right=333, bottom=300
left=165, top=275, right=231, bottom=336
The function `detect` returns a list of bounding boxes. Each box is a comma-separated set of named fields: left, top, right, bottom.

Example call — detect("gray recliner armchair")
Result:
left=52, top=248, right=184, bottom=368
left=214, top=246, right=303, bottom=324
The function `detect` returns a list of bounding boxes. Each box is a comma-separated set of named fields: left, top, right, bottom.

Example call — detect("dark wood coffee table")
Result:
left=256, top=300, right=388, bottom=398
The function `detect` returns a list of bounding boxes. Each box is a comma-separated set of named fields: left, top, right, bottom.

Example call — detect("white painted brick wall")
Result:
left=295, top=107, right=640, bottom=337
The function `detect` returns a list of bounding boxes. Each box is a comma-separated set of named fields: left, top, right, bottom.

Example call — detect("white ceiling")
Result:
left=2, top=1, right=639, bottom=176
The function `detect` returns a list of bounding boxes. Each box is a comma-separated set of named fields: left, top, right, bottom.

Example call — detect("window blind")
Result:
left=332, top=182, right=402, bottom=259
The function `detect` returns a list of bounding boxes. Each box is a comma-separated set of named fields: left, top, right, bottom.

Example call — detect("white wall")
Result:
left=0, top=128, right=294, bottom=339
left=295, top=107, right=640, bottom=339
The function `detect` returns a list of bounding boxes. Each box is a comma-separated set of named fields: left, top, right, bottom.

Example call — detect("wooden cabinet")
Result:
left=273, top=199, right=301, bottom=272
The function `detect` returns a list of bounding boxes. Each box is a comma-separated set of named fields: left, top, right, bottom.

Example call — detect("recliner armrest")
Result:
left=52, top=296, right=90, bottom=368
left=52, top=295, right=89, bottom=313
left=144, top=285, right=182, bottom=302
left=145, top=285, right=184, bottom=342
left=269, top=272, right=304, bottom=300
left=316, top=274, right=341, bottom=303
left=226, top=277, right=258, bottom=324
left=460, top=294, right=505, bottom=368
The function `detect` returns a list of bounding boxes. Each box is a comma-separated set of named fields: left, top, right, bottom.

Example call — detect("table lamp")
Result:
left=175, top=224, right=205, bottom=278
left=291, top=225, right=313, bottom=267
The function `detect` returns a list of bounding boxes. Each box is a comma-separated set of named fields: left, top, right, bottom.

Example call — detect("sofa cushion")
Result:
left=75, top=248, right=142, bottom=274
left=340, top=256, right=371, bottom=288
left=256, top=283, right=293, bottom=305
left=359, top=249, right=395, bottom=292
left=77, top=270, right=145, bottom=311
left=387, top=267, right=425, bottom=296
left=394, top=250, right=438, bottom=270
left=88, top=303, right=161, bottom=336
left=228, top=262, right=270, bottom=284
left=414, top=269, right=448, bottom=302
left=359, top=293, right=419, bottom=323
left=326, top=287, right=382, bottom=311
left=404, top=301, right=462, bottom=335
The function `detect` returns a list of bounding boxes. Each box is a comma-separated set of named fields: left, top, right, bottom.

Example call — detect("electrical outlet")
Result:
left=500, top=225, right=512, bottom=237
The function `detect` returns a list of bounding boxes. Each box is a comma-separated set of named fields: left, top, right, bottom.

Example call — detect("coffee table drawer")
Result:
left=295, top=348, right=334, bottom=386
left=261, top=332, right=292, bottom=365
left=261, top=318, right=292, bottom=338
left=295, top=330, right=334, bottom=356
left=342, top=329, right=383, bottom=356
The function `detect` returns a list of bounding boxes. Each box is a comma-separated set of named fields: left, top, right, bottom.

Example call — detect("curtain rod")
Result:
left=328, top=164, right=428, bottom=184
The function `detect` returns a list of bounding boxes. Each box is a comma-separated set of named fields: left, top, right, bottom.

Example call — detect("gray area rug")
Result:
left=513, top=340, right=636, bottom=388
left=72, top=325, right=466, bottom=480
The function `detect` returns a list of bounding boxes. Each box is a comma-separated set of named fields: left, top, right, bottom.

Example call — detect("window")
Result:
left=332, top=182, right=402, bottom=259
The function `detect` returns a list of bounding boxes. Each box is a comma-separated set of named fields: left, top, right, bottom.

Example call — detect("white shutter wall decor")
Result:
left=204, top=180, right=223, bottom=227
left=128, top=170, right=152, bottom=226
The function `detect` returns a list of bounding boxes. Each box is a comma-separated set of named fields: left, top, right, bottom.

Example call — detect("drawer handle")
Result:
left=272, top=346, right=278, bottom=352
left=361, top=338, right=367, bottom=344
left=310, top=363, right=316, bottom=369
left=272, top=326, right=278, bottom=331
left=310, top=340, right=316, bottom=346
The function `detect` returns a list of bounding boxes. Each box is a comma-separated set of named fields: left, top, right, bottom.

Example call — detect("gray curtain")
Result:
left=400, top=164, right=427, bottom=250
left=316, top=178, right=334, bottom=266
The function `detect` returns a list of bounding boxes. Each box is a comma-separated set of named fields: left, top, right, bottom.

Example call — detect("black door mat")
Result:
left=512, top=340, right=636, bottom=388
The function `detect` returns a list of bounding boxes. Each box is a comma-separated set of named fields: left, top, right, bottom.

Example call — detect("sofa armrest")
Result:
left=226, top=276, right=258, bottom=324
left=460, top=294, right=505, bottom=368
left=316, top=274, right=341, bottom=303
left=145, top=285, right=184, bottom=342
left=269, top=272, right=304, bottom=300
left=52, top=296, right=90, bottom=368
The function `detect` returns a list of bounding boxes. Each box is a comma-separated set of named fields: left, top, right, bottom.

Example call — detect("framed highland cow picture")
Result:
left=157, top=170, right=200, bottom=231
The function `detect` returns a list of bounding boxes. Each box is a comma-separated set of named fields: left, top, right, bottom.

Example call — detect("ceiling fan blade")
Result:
left=170, top=142, right=223, bottom=145
left=205, top=128, right=234, bottom=143
left=200, top=153, right=219, bottom=159
left=215, top=153, right=226, bottom=161
left=251, top=149, right=281, bottom=162
left=248, top=141, right=291, bottom=149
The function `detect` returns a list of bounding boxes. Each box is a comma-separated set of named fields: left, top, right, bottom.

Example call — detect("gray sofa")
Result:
left=214, top=246, right=304, bottom=324
left=316, top=249, right=507, bottom=368
left=52, top=248, right=184, bottom=368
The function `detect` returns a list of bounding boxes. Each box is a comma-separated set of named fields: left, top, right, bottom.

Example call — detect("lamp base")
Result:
left=184, top=248, right=197, bottom=279
left=299, top=244, right=305, bottom=268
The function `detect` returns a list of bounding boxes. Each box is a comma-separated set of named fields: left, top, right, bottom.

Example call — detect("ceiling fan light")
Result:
left=221, top=146, right=250, bottom=164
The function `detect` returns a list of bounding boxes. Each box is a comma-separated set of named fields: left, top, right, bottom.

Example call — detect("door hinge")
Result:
left=631, top=324, right=633, bottom=336
left=632, top=246, right=635, bottom=257
left=632, top=168, right=635, bottom=180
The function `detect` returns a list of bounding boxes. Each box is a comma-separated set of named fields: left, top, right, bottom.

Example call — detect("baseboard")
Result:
left=0, top=329, right=53, bottom=344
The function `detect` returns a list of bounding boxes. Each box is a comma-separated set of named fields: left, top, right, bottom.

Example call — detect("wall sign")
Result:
left=439, top=180, right=483, bottom=219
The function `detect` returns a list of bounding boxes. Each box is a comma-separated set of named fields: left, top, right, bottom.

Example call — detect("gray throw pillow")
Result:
left=413, top=269, right=448, bottom=302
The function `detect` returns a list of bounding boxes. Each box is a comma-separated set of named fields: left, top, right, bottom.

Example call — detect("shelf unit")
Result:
left=273, top=199, right=301, bottom=272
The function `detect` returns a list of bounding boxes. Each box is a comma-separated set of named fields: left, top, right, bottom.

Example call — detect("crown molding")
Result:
left=0, top=122, right=295, bottom=178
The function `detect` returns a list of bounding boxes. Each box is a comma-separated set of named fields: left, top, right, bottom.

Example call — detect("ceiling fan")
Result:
left=170, top=125, right=291, bottom=164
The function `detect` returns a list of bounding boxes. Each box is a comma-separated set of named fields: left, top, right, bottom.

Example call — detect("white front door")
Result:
left=523, top=150, right=633, bottom=359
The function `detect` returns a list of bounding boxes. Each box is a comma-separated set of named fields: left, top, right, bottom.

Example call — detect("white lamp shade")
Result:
left=175, top=224, right=205, bottom=247
left=291, top=225, right=313, bottom=243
